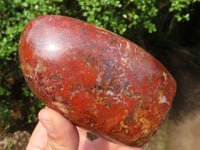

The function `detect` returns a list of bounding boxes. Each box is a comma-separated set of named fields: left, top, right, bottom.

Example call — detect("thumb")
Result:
left=38, top=108, right=79, bottom=150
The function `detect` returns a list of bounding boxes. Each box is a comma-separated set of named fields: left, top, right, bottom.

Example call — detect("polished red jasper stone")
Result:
left=19, top=15, right=176, bottom=147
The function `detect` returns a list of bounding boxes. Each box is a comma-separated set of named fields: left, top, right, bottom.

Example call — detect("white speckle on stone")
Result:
left=53, top=101, right=69, bottom=115
left=163, top=71, right=167, bottom=81
left=90, top=123, right=94, bottom=128
left=55, top=96, right=64, bottom=102
left=159, top=95, right=168, bottom=104
left=96, top=72, right=103, bottom=83
left=106, top=90, right=114, bottom=96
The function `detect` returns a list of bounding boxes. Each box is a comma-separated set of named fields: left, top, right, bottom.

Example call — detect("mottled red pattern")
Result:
left=19, top=15, right=176, bottom=147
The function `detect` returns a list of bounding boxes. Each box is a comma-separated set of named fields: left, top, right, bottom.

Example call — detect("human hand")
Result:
left=26, top=108, right=144, bottom=150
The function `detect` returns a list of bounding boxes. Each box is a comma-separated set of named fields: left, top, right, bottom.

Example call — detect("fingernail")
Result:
left=39, top=112, right=57, bottom=137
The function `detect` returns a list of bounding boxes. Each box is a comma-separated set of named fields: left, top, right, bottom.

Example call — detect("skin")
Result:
left=26, top=108, right=144, bottom=150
